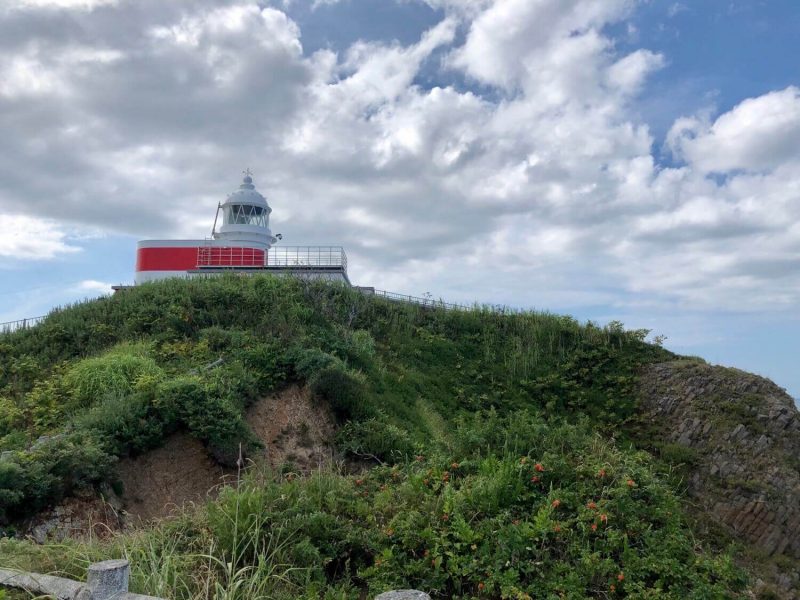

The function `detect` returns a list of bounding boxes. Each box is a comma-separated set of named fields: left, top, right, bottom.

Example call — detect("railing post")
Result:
left=87, top=559, right=130, bottom=600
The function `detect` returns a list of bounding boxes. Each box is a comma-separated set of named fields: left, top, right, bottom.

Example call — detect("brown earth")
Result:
left=115, top=384, right=334, bottom=524
left=637, top=360, right=800, bottom=597
left=117, top=431, right=234, bottom=523
left=245, top=384, right=336, bottom=472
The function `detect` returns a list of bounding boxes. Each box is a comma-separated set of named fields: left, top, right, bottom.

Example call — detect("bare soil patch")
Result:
left=117, top=432, right=234, bottom=523
left=246, top=384, right=336, bottom=472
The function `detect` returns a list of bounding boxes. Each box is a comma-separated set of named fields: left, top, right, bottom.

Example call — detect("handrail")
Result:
left=0, top=316, right=46, bottom=333
left=267, top=246, right=348, bottom=272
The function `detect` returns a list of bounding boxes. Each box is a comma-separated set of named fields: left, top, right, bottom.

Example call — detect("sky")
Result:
left=0, top=0, right=799, bottom=398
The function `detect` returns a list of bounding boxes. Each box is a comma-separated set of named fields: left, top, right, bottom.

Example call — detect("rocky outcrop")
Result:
left=638, top=360, right=800, bottom=594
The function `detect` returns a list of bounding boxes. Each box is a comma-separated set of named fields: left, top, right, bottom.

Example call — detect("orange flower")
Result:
left=591, top=523, right=597, bottom=531
left=617, top=572, right=625, bottom=582
left=534, top=463, right=545, bottom=472
left=598, top=469, right=607, bottom=478
left=451, top=462, right=460, bottom=469
left=531, top=476, right=540, bottom=483
left=610, top=584, right=616, bottom=592
left=626, top=479, right=635, bottom=487
left=478, top=582, right=485, bottom=591
left=553, top=523, right=561, bottom=532
left=442, top=472, right=450, bottom=482
left=587, top=501, right=597, bottom=510
left=441, top=513, right=449, bottom=521
left=355, top=479, right=364, bottom=486
left=551, top=499, right=561, bottom=508
left=600, top=513, right=608, bottom=523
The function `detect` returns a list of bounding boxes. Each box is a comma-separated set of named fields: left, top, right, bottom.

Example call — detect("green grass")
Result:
left=0, top=275, right=752, bottom=598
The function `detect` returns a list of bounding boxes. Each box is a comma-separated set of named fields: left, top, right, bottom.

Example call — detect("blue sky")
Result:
left=0, top=0, right=798, bottom=398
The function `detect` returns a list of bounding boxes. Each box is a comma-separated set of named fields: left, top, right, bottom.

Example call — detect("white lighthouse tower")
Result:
left=213, top=170, right=277, bottom=248
left=132, top=171, right=350, bottom=285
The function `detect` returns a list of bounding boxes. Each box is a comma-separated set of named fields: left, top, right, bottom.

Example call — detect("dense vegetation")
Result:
left=0, top=276, right=748, bottom=598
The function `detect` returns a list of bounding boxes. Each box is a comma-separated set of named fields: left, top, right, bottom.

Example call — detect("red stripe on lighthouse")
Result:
left=136, top=246, right=266, bottom=272
left=136, top=247, right=200, bottom=271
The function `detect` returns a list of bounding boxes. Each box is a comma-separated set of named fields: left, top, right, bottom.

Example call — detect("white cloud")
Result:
left=0, top=0, right=798, bottom=318
left=0, top=215, right=82, bottom=260
left=667, top=87, right=800, bottom=173
left=11, top=0, right=116, bottom=9
left=75, top=279, right=114, bottom=294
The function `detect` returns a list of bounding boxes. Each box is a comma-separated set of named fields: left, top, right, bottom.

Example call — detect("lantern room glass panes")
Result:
left=225, top=204, right=267, bottom=227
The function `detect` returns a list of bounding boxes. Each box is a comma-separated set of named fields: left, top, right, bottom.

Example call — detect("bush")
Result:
left=155, top=377, right=258, bottom=467
left=62, top=347, right=163, bottom=409
left=337, top=418, right=415, bottom=462
left=73, top=391, right=172, bottom=457
left=291, top=347, right=343, bottom=380
left=0, top=434, right=115, bottom=523
left=309, top=365, right=373, bottom=422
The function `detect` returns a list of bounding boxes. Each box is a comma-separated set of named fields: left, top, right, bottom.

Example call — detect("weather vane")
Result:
left=243, top=168, right=252, bottom=178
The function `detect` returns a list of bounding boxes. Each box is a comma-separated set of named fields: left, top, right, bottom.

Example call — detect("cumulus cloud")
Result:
left=0, top=215, right=81, bottom=260
left=667, top=87, right=800, bottom=173
left=0, top=0, right=798, bottom=318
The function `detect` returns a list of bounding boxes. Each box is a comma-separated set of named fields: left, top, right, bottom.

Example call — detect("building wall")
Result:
left=135, top=239, right=266, bottom=285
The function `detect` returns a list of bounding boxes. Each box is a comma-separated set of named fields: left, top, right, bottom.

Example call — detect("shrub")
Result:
left=73, top=391, right=172, bottom=457
left=62, top=347, right=163, bottom=409
left=291, top=347, right=343, bottom=380
left=336, top=418, right=415, bottom=462
left=309, top=365, right=373, bottom=422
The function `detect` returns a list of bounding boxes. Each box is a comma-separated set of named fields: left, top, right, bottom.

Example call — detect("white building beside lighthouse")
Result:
left=133, top=172, right=349, bottom=285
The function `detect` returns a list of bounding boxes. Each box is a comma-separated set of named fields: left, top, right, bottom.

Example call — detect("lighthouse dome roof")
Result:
left=222, top=172, right=271, bottom=211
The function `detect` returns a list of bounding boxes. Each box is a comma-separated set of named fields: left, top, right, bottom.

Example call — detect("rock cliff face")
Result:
left=638, top=360, right=800, bottom=594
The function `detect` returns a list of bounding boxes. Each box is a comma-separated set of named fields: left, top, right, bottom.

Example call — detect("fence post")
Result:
left=87, top=559, right=130, bottom=600
left=374, top=592, right=431, bottom=600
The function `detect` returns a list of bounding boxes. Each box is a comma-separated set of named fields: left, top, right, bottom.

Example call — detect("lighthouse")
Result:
left=133, top=172, right=349, bottom=285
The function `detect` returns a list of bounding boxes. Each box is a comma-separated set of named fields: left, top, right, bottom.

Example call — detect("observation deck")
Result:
left=190, top=245, right=350, bottom=285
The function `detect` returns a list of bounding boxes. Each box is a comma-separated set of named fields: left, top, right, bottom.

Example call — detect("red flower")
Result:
left=531, top=475, right=540, bottom=483
left=617, top=572, right=625, bottom=582
left=598, top=469, right=607, bottom=478
left=553, top=523, right=561, bottom=532
left=591, top=523, right=597, bottom=531
left=600, top=513, right=608, bottom=523
left=587, top=501, right=597, bottom=510
left=626, top=479, right=635, bottom=487
left=534, top=463, right=545, bottom=472
left=478, top=582, right=485, bottom=591
left=441, top=513, right=449, bottom=521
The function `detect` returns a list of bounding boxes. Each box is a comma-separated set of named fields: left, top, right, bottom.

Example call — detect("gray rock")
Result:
left=87, top=559, right=130, bottom=600
left=374, top=591, right=432, bottom=600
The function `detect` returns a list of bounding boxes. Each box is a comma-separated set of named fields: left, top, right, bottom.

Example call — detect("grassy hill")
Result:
left=0, top=276, right=751, bottom=598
